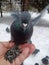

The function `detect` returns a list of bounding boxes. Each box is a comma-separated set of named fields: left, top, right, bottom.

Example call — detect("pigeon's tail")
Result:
left=31, top=5, right=49, bottom=26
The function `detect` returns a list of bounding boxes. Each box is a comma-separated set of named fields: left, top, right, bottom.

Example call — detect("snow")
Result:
left=24, top=26, right=49, bottom=65
left=0, top=12, right=11, bottom=17
left=0, top=23, right=11, bottom=42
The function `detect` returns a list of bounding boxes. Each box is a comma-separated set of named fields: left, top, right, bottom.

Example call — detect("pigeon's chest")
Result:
left=16, top=25, right=33, bottom=40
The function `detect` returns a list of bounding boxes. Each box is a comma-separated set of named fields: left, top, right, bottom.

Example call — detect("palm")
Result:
left=0, top=42, right=14, bottom=58
left=0, top=42, right=35, bottom=65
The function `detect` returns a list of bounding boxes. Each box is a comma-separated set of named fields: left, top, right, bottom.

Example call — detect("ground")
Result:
left=24, top=26, right=49, bottom=65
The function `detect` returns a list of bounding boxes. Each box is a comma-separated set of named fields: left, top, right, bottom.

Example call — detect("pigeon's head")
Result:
left=21, top=11, right=31, bottom=31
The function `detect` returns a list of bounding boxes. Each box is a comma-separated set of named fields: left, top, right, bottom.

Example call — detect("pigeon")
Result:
left=42, top=56, right=49, bottom=65
left=10, top=11, right=33, bottom=45
left=35, top=63, right=39, bottom=65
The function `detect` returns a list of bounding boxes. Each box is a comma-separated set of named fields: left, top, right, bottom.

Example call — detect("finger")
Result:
left=15, top=47, right=29, bottom=65
left=0, top=43, right=8, bottom=57
left=19, top=43, right=29, bottom=49
left=27, top=44, right=35, bottom=57
left=0, top=42, right=14, bottom=57
left=1, top=41, right=14, bottom=49
left=0, top=57, right=7, bottom=65
left=28, top=44, right=35, bottom=54
left=19, top=43, right=35, bottom=55
left=7, top=60, right=15, bottom=65
left=10, top=61, right=15, bottom=65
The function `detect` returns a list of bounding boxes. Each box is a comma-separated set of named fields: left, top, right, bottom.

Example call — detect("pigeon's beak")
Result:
left=23, top=23, right=27, bottom=27
left=22, top=23, right=27, bottom=31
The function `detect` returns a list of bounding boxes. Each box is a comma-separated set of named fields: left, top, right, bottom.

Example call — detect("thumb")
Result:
left=1, top=41, right=14, bottom=49
left=0, top=41, right=14, bottom=58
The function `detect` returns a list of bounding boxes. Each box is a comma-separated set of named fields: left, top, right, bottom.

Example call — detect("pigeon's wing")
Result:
left=31, top=5, right=49, bottom=26
left=31, top=14, right=41, bottom=26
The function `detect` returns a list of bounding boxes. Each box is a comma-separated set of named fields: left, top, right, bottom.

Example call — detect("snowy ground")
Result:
left=24, top=26, right=49, bottom=65
left=0, top=12, right=49, bottom=65
left=0, top=23, right=11, bottom=42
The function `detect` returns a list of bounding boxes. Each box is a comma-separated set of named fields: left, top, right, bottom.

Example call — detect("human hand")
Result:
left=0, top=42, right=35, bottom=65
left=0, top=41, right=14, bottom=59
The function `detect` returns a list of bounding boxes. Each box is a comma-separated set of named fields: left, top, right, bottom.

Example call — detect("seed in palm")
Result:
left=4, top=46, right=22, bottom=63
